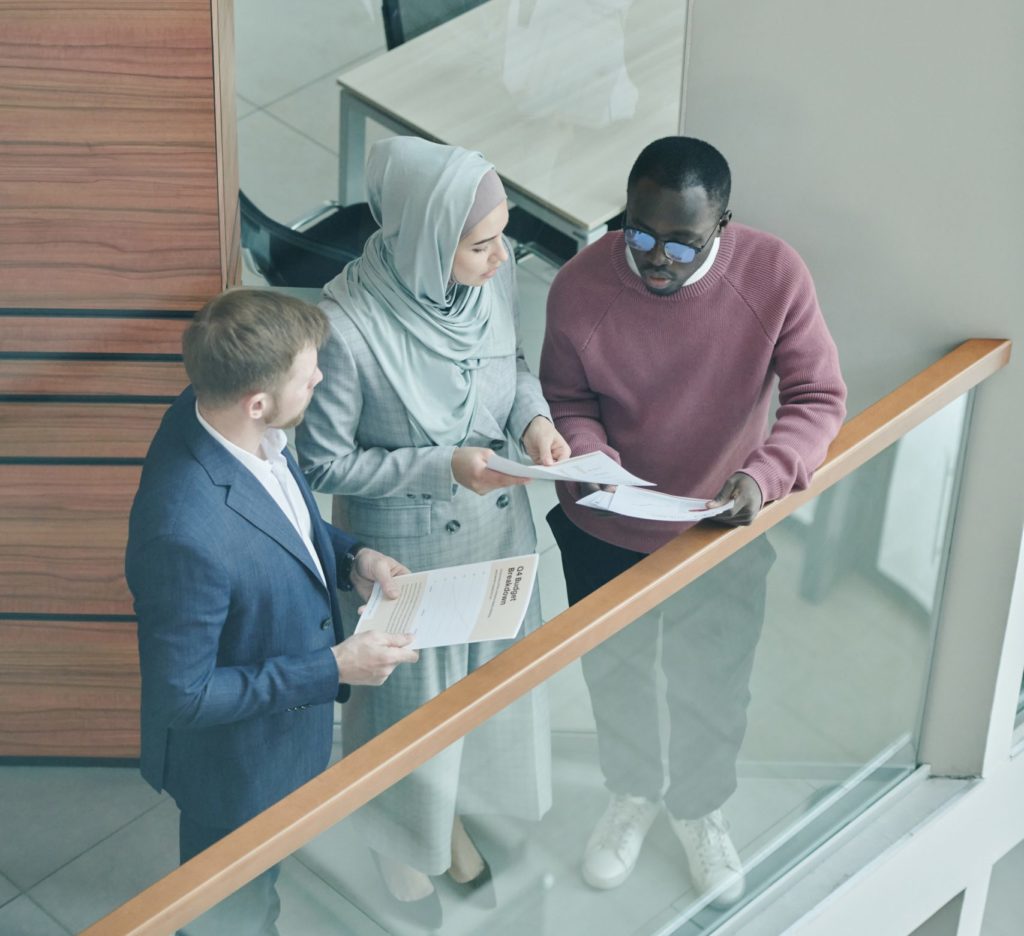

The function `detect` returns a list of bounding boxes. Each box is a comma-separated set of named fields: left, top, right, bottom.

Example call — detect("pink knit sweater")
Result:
left=540, top=224, right=846, bottom=554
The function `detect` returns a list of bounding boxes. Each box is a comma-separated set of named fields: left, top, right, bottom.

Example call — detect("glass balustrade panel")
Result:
left=159, top=395, right=971, bottom=936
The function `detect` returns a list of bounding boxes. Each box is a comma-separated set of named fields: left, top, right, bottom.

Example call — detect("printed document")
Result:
left=355, top=553, right=538, bottom=649
left=577, top=486, right=734, bottom=522
left=487, top=450, right=653, bottom=487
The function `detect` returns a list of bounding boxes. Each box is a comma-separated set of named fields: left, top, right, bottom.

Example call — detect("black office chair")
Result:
left=499, top=210, right=574, bottom=266
left=381, top=0, right=490, bottom=49
left=239, top=191, right=379, bottom=288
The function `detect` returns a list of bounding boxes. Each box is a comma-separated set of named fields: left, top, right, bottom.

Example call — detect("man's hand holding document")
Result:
left=577, top=486, right=734, bottom=522
left=488, top=448, right=733, bottom=523
left=355, top=554, right=539, bottom=649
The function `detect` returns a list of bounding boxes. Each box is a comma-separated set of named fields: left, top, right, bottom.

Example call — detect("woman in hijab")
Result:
left=297, top=136, right=569, bottom=913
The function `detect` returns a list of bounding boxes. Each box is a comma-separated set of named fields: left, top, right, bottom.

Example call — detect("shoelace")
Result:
left=597, top=797, right=653, bottom=857
left=691, top=813, right=740, bottom=873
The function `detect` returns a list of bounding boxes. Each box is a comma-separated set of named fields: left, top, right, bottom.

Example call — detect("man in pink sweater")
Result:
left=540, top=137, right=846, bottom=906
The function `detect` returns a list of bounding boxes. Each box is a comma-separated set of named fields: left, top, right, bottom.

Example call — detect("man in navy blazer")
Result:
left=125, top=288, right=418, bottom=935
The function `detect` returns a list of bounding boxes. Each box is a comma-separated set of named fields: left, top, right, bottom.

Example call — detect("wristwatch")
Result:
left=340, top=543, right=367, bottom=587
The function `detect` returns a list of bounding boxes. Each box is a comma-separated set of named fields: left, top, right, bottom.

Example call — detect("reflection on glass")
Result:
left=179, top=399, right=969, bottom=935
left=503, top=0, right=639, bottom=128
left=342, top=647, right=550, bottom=901
left=337, top=0, right=686, bottom=230
left=546, top=499, right=772, bottom=910
left=875, top=395, right=967, bottom=614
left=494, top=0, right=684, bottom=225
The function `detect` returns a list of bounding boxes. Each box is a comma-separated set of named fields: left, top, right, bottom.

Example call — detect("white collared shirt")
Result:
left=196, top=404, right=326, bottom=585
left=624, top=235, right=720, bottom=286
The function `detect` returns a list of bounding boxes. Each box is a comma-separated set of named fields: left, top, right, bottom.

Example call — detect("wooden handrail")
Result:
left=83, top=338, right=1011, bottom=935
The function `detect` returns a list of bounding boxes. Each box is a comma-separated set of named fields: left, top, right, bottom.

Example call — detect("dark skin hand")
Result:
left=577, top=481, right=615, bottom=517
left=579, top=474, right=763, bottom=524
left=706, top=471, right=763, bottom=526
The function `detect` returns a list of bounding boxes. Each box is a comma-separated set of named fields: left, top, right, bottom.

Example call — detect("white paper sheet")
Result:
left=487, top=450, right=654, bottom=487
left=577, top=486, right=734, bottom=522
left=354, top=553, right=538, bottom=649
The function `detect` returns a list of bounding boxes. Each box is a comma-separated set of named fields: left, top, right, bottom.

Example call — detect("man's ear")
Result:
left=242, top=391, right=270, bottom=421
left=720, top=209, right=733, bottom=229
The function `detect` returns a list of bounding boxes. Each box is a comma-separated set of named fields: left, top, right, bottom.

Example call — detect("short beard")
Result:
left=262, top=396, right=305, bottom=430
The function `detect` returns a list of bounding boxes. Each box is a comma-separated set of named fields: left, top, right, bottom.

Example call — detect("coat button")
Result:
left=489, top=439, right=505, bottom=451
left=496, top=494, right=510, bottom=508
left=320, top=618, right=332, bottom=631
left=446, top=520, right=461, bottom=533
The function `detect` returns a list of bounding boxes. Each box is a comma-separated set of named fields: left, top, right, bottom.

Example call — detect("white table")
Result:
left=338, top=0, right=686, bottom=251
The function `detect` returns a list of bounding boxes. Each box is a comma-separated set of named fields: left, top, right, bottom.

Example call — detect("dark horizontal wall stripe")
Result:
left=0, top=395, right=177, bottom=404
left=0, top=614, right=136, bottom=623
left=0, top=352, right=182, bottom=362
left=0, top=309, right=193, bottom=319
left=0, top=457, right=147, bottom=465
left=0, top=397, right=172, bottom=405
left=0, top=757, right=140, bottom=768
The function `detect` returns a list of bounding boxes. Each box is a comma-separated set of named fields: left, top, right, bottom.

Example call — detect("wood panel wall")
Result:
left=0, top=0, right=239, bottom=310
left=0, top=0, right=239, bottom=759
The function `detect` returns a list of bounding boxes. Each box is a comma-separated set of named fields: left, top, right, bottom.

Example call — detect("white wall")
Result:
left=681, top=0, right=1024, bottom=777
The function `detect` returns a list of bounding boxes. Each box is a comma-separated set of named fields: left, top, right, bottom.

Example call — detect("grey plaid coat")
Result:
left=296, top=266, right=552, bottom=874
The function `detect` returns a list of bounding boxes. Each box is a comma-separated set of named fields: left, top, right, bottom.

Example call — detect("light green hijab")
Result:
left=322, top=137, right=516, bottom=446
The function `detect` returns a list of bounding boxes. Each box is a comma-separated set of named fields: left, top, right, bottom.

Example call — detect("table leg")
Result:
left=575, top=223, right=608, bottom=253
left=338, top=91, right=366, bottom=206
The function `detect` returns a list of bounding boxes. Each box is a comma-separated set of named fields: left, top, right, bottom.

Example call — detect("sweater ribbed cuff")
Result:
left=737, top=460, right=780, bottom=506
left=556, top=416, right=621, bottom=465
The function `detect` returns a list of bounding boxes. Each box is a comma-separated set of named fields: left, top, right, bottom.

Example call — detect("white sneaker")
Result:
left=582, top=794, right=660, bottom=889
left=670, top=809, right=745, bottom=908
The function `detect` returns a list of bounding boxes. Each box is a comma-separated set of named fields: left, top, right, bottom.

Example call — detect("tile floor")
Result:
left=3, top=2, right=1018, bottom=934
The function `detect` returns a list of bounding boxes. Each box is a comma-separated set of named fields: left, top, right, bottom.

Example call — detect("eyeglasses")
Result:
left=623, top=212, right=729, bottom=264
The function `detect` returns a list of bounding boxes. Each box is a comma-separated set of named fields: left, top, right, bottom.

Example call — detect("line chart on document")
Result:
left=419, top=568, right=489, bottom=642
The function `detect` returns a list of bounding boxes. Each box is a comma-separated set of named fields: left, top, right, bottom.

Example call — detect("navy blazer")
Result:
left=125, top=388, right=358, bottom=829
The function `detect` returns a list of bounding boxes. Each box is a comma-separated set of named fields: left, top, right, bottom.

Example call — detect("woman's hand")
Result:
left=350, top=548, right=410, bottom=602
left=522, top=416, right=571, bottom=466
left=451, top=447, right=531, bottom=494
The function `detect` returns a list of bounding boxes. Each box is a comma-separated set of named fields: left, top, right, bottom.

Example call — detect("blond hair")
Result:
left=182, top=289, right=328, bottom=406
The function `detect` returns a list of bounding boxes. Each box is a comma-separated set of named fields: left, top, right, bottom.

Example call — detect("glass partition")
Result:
left=334, top=0, right=687, bottom=252
left=161, top=393, right=970, bottom=935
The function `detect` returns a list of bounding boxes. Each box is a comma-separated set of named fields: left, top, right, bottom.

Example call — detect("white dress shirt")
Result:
left=196, top=404, right=326, bottom=585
